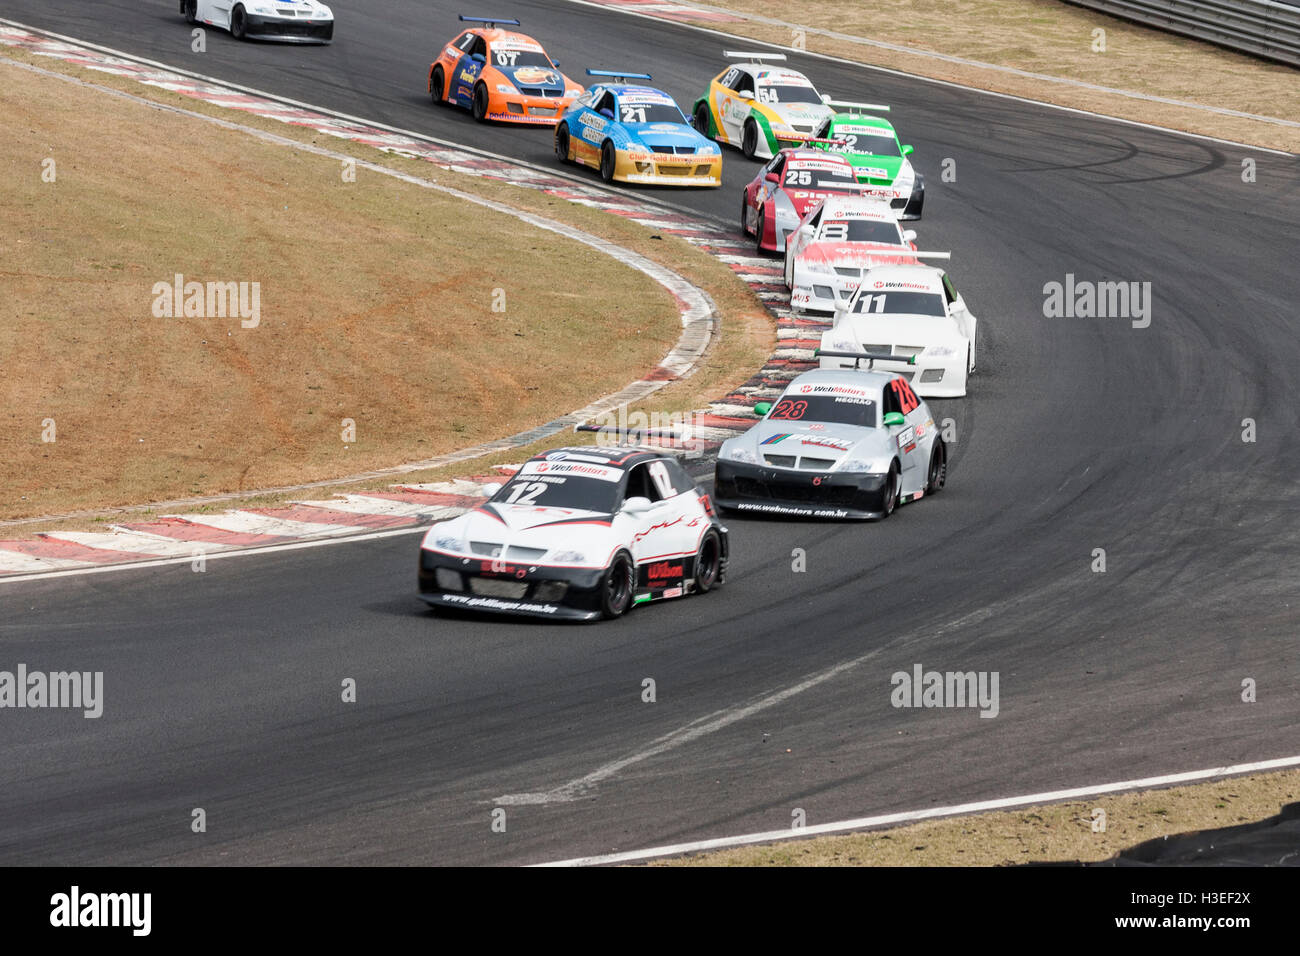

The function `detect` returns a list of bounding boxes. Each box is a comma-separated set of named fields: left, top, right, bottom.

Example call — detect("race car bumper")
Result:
left=618, top=153, right=722, bottom=187
left=243, top=13, right=333, bottom=42
left=713, top=460, right=891, bottom=520
left=819, top=351, right=967, bottom=398
left=418, top=550, right=608, bottom=622
left=486, top=94, right=572, bottom=125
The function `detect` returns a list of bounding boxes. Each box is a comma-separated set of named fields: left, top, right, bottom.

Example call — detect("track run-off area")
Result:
left=1, top=0, right=1298, bottom=865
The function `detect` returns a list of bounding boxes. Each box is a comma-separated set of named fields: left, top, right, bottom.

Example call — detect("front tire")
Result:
left=740, top=196, right=751, bottom=237
left=926, top=441, right=947, bottom=495
left=880, top=463, right=900, bottom=519
left=755, top=206, right=768, bottom=254
left=555, top=123, right=571, bottom=163
left=693, top=531, right=722, bottom=594
left=600, top=551, right=635, bottom=619
left=430, top=65, right=446, bottom=106
left=182, top=0, right=198, bottom=25
left=230, top=4, right=247, bottom=40
left=599, top=140, right=617, bottom=183
left=741, top=118, right=759, bottom=160
left=472, top=82, right=489, bottom=122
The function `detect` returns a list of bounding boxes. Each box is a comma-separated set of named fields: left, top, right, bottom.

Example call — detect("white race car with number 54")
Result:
left=181, top=0, right=334, bottom=43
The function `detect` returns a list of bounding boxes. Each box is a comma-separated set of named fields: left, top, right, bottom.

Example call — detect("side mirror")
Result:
left=797, top=224, right=815, bottom=239
left=622, top=496, right=654, bottom=515
left=482, top=482, right=503, bottom=497
left=764, top=171, right=779, bottom=183
left=902, top=229, right=917, bottom=242
left=738, top=90, right=754, bottom=101
left=551, top=59, right=560, bottom=67
left=883, top=411, right=906, bottom=428
left=820, top=93, right=832, bottom=104
left=753, top=401, right=772, bottom=417
left=471, top=52, right=485, bottom=64
left=901, top=144, right=914, bottom=156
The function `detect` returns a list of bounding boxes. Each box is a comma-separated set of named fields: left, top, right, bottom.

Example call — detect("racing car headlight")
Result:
left=838, top=459, right=879, bottom=473
left=433, top=533, right=467, bottom=553
left=723, top=444, right=758, bottom=464
left=549, top=550, right=588, bottom=564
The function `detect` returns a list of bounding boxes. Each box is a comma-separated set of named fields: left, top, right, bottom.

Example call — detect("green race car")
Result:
left=810, top=101, right=924, bottom=220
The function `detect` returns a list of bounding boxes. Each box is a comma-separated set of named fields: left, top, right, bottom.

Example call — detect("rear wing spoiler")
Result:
left=816, top=349, right=915, bottom=369
left=587, top=68, right=653, bottom=82
left=724, top=50, right=787, bottom=62
left=827, top=100, right=891, bottom=113
left=458, top=15, right=520, bottom=27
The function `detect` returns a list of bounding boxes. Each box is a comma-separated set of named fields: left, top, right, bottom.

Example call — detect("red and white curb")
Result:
left=0, top=21, right=821, bottom=580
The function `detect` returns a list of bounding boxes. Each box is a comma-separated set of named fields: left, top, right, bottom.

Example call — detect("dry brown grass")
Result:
left=656, top=769, right=1300, bottom=865
left=682, top=0, right=1300, bottom=152
left=0, top=59, right=770, bottom=521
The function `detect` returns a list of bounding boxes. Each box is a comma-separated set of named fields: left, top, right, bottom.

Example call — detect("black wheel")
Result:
left=182, top=0, right=198, bottom=25
left=472, top=82, right=489, bottom=122
left=694, top=102, right=712, bottom=138
left=926, top=441, right=947, bottom=495
left=693, top=531, right=722, bottom=594
left=600, top=551, right=635, bottom=619
left=230, top=4, right=247, bottom=40
left=880, top=463, right=900, bottom=519
left=555, top=123, right=571, bottom=163
left=741, top=118, right=759, bottom=160
left=755, top=206, right=768, bottom=254
left=599, top=140, right=616, bottom=183
left=740, top=196, right=751, bottom=237
left=430, top=65, right=446, bottom=105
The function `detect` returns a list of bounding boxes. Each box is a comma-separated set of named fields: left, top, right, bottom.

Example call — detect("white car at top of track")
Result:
left=819, top=264, right=978, bottom=398
left=181, top=0, right=334, bottom=43
left=783, top=194, right=920, bottom=313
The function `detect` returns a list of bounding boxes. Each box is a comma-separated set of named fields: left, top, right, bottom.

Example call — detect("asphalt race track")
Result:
left=2, top=0, right=1299, bottom=865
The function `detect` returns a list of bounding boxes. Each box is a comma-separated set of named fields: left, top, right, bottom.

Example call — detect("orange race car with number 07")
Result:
left=428, top=15, right=583, bottom=125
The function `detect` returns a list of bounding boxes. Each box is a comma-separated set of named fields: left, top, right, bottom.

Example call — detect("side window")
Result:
left=469, top=35, right=488, bottom=59
left=596, top=91, right=617, bottom=116
left=882, top=383, right=901, bottom=417
left=662, top=458, right=697, bottom=495
left=890, top=378, right=921, bottom=416
left=735, top=72, right=755, bottom=96
left=768, top=154, right=786, bottom=178
left=453, top=32, right=475, bottom=52
left=720, top=68, right=740, bottom=89
left=942, top=274, right=959, bottom=305
left=625, top=464, right=667, bottom=503
left=647, top=460, right=677, bottom=500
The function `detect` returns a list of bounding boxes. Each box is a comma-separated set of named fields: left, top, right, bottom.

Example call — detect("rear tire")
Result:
left=430, top=65, right=446, bottom=105
left=230, top=4, right=247, bottom=40
left=472, top=82, right=489, bottom=122
left=694, top=102, right=712, bottom=138
left=693, top=531, right=722, bottom=594
left=741, top=118, right=759, bottom=159
left=599, top=140, right=616, bottom=183
left=555, top=123, right=571, bottom=163
left=600, top=551, right=635, bottom=619
left=926, top=441, right=947, bottom=495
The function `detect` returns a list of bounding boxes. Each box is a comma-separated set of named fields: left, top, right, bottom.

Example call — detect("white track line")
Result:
left=560, top=0, right=1296, bottom=156
left=535, top=754, right=1300, bottom=866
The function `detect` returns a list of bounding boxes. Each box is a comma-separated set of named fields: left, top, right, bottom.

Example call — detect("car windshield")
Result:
left=819, top=219, right=903, bottom=244
left=768, top=394, right=877, bottom=428
left=785, top=165, right=859, bottom=189
left=618, top=102, right=684, bottom=124
left=761, top=84, right=823, bottom=105
left=833, top=129, right=901, bottom=157
left=851, top=291, right=947, bottom=316
left=491, top=49, right=553, bottom=69
left=490, top=470, right=623, bottom=513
